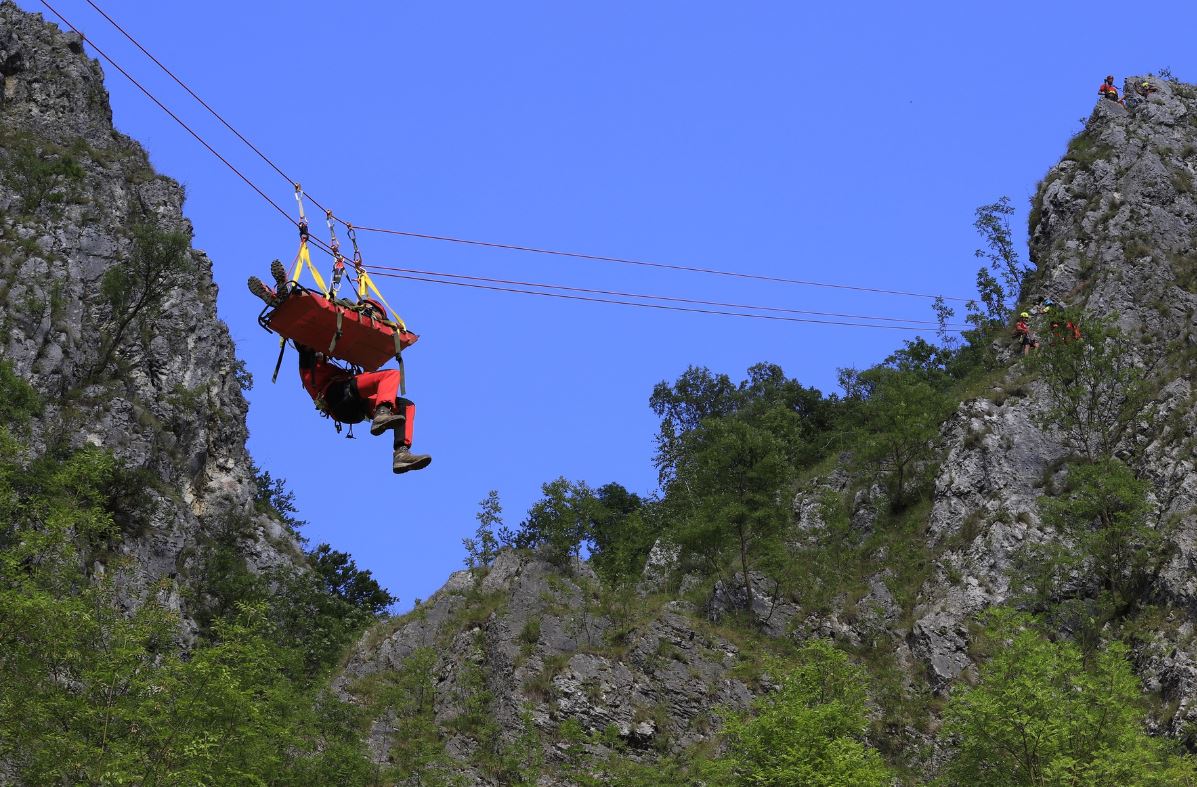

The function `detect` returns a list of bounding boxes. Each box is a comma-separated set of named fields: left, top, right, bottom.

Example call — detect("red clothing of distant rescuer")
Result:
left=1099, top=76, right=1120, bottom=102
left=297, top=345, right=429, bottom=474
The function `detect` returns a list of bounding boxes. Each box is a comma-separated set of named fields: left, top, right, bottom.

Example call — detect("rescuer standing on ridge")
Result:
left=1099, top=74, right=1123, bottom=104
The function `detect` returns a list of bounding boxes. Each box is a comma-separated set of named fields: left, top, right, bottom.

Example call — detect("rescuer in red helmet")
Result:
left=1099, top=74, right=1122, bottom=104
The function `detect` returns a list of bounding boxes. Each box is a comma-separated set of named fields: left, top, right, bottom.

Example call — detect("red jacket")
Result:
left=297, top=346, right=351, bottom=401
left=1099, top=82, right=1119, bottom=99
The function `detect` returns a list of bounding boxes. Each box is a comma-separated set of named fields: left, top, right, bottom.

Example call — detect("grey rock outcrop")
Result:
left=0, top=2, right=302, bottom=629
left=910, top=77, right=1197, bottom=700
left=337, top=74, right=1197, bottom=782
left=336, top=550, right=753, bottom=783
left=12, top=4, right=1197, bottom=776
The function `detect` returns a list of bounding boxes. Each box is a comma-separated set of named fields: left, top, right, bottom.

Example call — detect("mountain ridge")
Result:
left=4, top=2, right=1197, bottom=782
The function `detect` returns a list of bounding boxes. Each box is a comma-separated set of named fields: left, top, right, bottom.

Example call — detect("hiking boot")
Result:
left=247, top=276, right=278, bottom=306
left=393, top=447, right=431, bottom=474
left=370, top=404, right=406, bottom=436
left=270, top=259, right=289, bottom=289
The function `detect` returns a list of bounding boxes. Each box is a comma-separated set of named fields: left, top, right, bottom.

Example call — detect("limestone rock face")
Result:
left=339, top=78, right=1197, bottom=780
left=335, top=550, right=753, bottom=783
left=910, top=78, right=1197, bottom=707
left=10, top=0, right=1197, bottom=775
left=0, top=3, right=302, bottom=629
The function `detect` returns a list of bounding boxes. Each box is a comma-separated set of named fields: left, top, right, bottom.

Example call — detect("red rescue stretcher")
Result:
left=258, top=284, right=418, bottom=373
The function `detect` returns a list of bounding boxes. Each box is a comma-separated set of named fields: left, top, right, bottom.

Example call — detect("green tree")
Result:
left=941, top=611, right=1196, bottom=786
left=852, top=368, right=953, bottom=507
left=585, top=482, right=649, bottom=583
left=933, top=295, right=961, bottom=352
left=94, top=221, right=194, bottom=378
left=1032, top=314, right=1150, bottom=461
left=0, top=360, right=43, bottom=425
left=668, top=417, right=789, bottom=612
left=650, top=364, right=831, bottom=481
left=705, top=641, right=892, bottom=786
left=252, top=462, right=307, bottom=534
left=496, top=479, right=653, bottom=581
left=464, top=489, right=503, bottom=570
left=307, top=543, right=396, bottom=615
left=0, top=439, right=376, bottom=784
left=650, top=365, right=738, bottom=483
left=509, top=477, right=600, bottom=565
left=973, top=196, right=1027, bottom=324
left=1024, top=459, right=1163, bottom=620
left=735, top=362, right=831, bottom=468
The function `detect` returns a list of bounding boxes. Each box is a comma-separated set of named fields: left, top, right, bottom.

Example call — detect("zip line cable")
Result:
left=73, top=0, right=972, bottom=304
left=80, top=1, right=292, bottom=189
left=367, top=270, right=964, bottom=331
left=41, top=0, right=960, bottom=332
left=354, top=226, right=970, bottom=301
left=361, top=263, right=964, bottom=327
left=304, top=229, right=960, bottom=328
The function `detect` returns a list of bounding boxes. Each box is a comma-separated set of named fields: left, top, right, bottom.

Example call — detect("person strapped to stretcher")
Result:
left=249, top=260, right=432, bottom=475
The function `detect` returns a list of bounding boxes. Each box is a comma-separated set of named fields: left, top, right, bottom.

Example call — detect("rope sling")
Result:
left=259, top=185, right=417, bottom=393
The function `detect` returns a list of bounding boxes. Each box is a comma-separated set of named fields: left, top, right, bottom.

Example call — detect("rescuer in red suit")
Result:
left=248, top=264, right=431, bottom=474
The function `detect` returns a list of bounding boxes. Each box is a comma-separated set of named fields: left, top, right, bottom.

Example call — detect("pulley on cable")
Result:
left=257, top=184, right=418, bottom=388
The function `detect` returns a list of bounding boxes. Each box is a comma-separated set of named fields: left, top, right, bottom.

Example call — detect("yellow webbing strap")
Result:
left=357, top=268, right=407, bottom=332
left=288, top=240, right=329, bottom=296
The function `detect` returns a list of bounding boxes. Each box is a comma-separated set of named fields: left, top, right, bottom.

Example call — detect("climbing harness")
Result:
left=258, top=185, right=418, bottom=389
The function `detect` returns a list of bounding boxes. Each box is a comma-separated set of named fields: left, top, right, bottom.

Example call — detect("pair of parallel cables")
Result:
left=40, top=0, right=971, bottom=332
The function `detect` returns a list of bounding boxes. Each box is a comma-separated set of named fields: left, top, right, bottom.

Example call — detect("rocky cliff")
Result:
left=5, top=3, right=1197, bottom=781
left=337, top=78, right=1197, bottom=783
left=911, top=81, right=1197, bottom=721
left=0, top=1, right=302, bottom=631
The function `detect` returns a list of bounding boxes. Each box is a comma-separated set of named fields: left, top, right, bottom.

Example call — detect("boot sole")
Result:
left=393, top=456, right=432, bottom=475
left=370, top=417, right=405, bottom=437
left=247, top=278, right=277, bottom=306
left=271, top=260, right=289, bottom=288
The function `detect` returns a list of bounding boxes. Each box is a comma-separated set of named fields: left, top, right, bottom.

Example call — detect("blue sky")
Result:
left=20, top=0, right=1197, bottom=607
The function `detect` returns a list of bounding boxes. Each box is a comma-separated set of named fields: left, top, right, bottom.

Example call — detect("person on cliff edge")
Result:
left=248, top=262, right=431, bottom=474
left=1099, top=74, right=1123, bottom=105
left=1014, top=311, right=1040, bottom=356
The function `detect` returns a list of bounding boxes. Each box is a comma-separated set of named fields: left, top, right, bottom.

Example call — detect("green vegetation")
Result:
left=190, top=466, right=395, bottom=676
left=0, top=362, right=385, bottom=785
left=1030, top=313, right=1150, bottom=460
left=93, top=221, right=195, bottom=379
left=463, top=489, right=502, bottom=570
left=1020, top=458, right=1165, bottom=627
left=665, top=416, right=789, bottom=609
left=1029, top=313, right=1149, bottom=459
left=849, top=365, right=954, bottom=506
left=354, top=647, right=460, bottom=784
left=972, top=196, right=1030, bottom=325
left=705, top=641, right=893, bottom=786
left=940, top=611, right=1197, bottom=786
left=496, top=477, right=649, bottom=583
left=1, top=129, right=86, bottom=213
left=1063, top=128, right=1111, bottom=168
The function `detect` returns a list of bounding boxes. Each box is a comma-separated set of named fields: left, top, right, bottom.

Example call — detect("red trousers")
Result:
left=354, top=370, right=415, bottom=446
